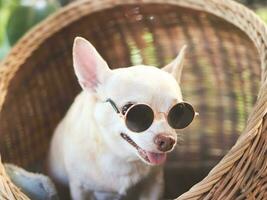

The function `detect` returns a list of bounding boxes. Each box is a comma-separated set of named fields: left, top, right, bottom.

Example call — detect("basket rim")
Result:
left=0, top=0, right=267, bottom=199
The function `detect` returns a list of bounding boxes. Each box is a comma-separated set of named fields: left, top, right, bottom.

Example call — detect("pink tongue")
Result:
left=147, top=152, right=167, bottom=165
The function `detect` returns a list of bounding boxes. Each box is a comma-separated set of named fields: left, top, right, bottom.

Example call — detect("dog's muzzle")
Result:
left=120, top=133, right=167, bottom=165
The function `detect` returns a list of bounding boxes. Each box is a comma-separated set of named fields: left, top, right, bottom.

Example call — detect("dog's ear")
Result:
left=73, top=37, right=111, bottom=91
left=162, top=45, right=187, bottom=84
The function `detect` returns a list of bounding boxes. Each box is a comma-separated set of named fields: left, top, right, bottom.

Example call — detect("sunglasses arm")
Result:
left=106, top=98, right=121, bottom=114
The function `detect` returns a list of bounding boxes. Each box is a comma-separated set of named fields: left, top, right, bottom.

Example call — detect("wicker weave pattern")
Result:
left=0, top=0, right=266, bottom=199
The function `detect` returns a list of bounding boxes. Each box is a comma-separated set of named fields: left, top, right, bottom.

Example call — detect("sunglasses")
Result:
left=106, top=98, right=195, bottom=133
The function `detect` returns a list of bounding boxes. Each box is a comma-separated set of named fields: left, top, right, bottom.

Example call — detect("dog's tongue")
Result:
left=147, top=152, right=167, bottom=165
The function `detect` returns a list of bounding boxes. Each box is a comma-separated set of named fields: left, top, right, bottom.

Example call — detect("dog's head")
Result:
left=73, top=37, right=193, bottom=165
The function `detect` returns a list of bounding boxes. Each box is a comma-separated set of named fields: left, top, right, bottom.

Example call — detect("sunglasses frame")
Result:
left=106, top=98, right=196, bottom=132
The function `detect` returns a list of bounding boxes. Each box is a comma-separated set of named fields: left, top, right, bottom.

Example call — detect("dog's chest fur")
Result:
left=50, top=91, right=153, bottom=195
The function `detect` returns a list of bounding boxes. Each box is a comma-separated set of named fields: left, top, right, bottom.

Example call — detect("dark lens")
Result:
left=167, top=102, right=194, bottom=129
left=125, top=104, right=154, bottom=133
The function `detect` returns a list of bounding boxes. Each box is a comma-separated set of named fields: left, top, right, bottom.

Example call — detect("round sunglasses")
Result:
left=106, top=98, right=195, bottom=133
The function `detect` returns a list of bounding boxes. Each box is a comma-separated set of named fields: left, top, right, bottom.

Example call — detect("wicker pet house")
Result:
left=0, top=0, right=266, bottom=199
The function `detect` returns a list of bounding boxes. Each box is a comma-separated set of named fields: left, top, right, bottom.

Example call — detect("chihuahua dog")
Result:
left=48, top=37, right=195, bottom=200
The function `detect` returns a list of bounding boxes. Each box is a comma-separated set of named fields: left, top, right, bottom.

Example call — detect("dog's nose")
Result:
left=154, top=134, right=175, bottom=152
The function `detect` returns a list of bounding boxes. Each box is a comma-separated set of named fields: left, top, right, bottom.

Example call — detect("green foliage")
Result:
left=7, top=1, right=60, bottom=45
left=0, top=0, right=60, bottom=60
left=256, top=8, right=267, bottom=23
left=59, top=0, right=71, bottom=6
left=0, top=0, right=17, bottom=59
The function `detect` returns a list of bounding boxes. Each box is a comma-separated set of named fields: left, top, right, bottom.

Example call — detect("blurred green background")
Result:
left=0, top=0, right=267, bottom=61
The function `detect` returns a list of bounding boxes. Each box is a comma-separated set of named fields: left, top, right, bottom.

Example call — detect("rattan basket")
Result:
left=0, top=0, right=266, bottom=199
